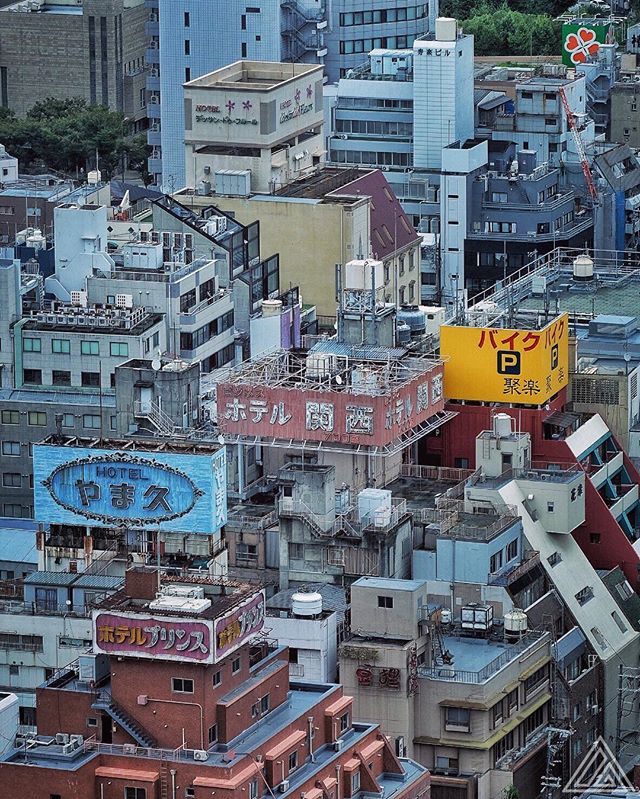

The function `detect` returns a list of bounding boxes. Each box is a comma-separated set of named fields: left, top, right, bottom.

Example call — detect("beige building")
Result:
left=184, top=61, right=324, bottom=194
left=341, top=576, right=552, bottom=799
left=177, top=168, right=421, bottom=318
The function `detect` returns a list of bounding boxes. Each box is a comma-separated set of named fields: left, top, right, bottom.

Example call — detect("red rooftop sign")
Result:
left=92, top=590, right=266, bottom=664
left=217, top=363, right=444, bottom=448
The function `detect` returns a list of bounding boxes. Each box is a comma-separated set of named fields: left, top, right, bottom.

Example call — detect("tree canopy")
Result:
left=0, top=97, right=149, bottom=179
left=443, top=2, right=563, bottom=56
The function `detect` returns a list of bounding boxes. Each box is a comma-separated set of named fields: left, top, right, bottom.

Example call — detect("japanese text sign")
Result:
left=93, top=611, right=213, bottom=663
left=214, top=590, right=265, bottom=662
left=440, top=314, right=569, bottom=405
left=216, top=363, right=445, bottom=447
left=33, top=445, right=227, bottom=534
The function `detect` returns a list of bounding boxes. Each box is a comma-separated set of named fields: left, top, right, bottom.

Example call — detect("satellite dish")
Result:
left=151, top=357, right=161, bottom=371
left=335, top=375, right=343, bottom=385
left=217, top=435, right=225, bottom=446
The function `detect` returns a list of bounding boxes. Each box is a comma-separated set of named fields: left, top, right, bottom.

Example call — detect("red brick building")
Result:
left=0, top=567, right=430, bottom=799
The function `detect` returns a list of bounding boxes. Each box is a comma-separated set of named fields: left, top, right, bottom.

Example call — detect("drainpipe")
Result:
left=170, top=768, right=177, bottom=799
left=335, top=764, right=342, bottom=799
left=307, top=716, right=315, bottom=762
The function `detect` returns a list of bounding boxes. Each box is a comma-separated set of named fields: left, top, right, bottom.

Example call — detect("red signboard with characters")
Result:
left=93, top=611, right=213, bottom=663
left=217, top=363, right=444, bottom=447
left=214, top=590, right=265, bottom=662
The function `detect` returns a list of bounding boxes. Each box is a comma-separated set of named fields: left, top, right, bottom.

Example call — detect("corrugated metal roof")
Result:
left=73, top=574, right=123, bottom=590
left=555, top=626, right=586, bottom=669
left=309, top=341, right=407, bottom=361
left=23, top=571, right=78, bottom=587
left=0, top=527, right=37, bottom=565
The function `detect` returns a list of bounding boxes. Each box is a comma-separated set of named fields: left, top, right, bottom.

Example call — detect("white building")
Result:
left=266, top=588, right=340, bottom=683
left=0, top=145, right=18, bottom=184
left=412, top=18, right=474, bottom=171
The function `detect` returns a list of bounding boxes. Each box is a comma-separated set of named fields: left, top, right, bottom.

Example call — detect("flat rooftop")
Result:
left=96, top=573, right=260, bottom=622
left=186, top=60, right=322, bottom=91
left=275, top=167, right=370, bottom=200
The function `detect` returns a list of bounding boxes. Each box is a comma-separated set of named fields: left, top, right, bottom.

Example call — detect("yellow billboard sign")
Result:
left=440, top=314, right=569, bottom=404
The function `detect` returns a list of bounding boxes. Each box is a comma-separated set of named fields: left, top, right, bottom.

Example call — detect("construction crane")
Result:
left=558, top=86, right=598, bottom=201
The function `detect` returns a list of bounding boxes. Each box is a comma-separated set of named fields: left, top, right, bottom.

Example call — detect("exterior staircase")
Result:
left=92, top=692, right=157, bottom=748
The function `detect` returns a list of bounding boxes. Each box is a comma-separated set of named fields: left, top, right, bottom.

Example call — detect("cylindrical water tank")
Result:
left=504, top=609, right=528, bottom=640
left=262, top=299, right=283, bottom=318
left=573, top=254, right=594, bottom=282
left=397, top=306, right=426, bottom=337
left=435, top=17, right=457, bottom=41
left=396, top=322, right=411, bottom=345
left=292, top=591, right=323, bottom=617
left=493, top=413, right=513, bottom=439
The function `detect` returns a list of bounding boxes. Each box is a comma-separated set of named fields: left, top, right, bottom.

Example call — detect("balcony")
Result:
left=147, top=125, right=161, bottom=146
left=145, top=18, right=159, bottom=36
left=179, top=290, right=231, bottom=326
left=609, top=484, right=639, bottom=519
left=147, top=103, right=161, bottom=120
left=589, top=451, right=624, bottom=489
left=145, top=47, right=160, bottom=65
left=146, top=73, right=160, bottom=92
left=279, top=496, right=409, bottom=539
left=147, top=157, right=162, bottom=175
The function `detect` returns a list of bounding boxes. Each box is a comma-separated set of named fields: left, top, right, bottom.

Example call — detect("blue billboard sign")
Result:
left=33, top=445, right=227, bottom=534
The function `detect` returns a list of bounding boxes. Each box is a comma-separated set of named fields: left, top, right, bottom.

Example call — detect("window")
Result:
left=23, top=337, right=41, bottom=353
left=52, top=370, right=71, bottom=386
left=435, top=755, right=458, bottom=772
left=2, top=441, right=20, bottom=456
left=615, top=580, right=634, bottom=601
left=565, top=657, right=581, bottom=681
left=340, top=711, right=349, bottom=733
left=524, top=665, right=548, bottom=697
left=547, top=502, right=555, bottom=513
left=1, top=411, right=18, bottom=424
left=288, top=750, right=298, bottom=772
left=212, top=670, right=221, bottom=687
left=125, top=789, right=147, bottom=799
left=110, top=342, right=129, bottom=357
left=236, top=542, right=257, bottom=562
left=521, top=91, right=533, bottom=99
left=2, top=473, right=21, bottom=487
left=490, top=550, right=503, bottom=573
left=87, top=717, right=98, bottom=727
left=28, top=411, right=46, bottom=426
left=445, top=706, right=470, bottom=732
left=454, top=457, right=469, bottom=469
left=590, top=533, right=601, bottom=544
left=52, top=339, right=70, bottom=354
left=208, top=723, right=218, bottom=744
left=83, top=414, right=101, bottom=429
left=4, top=503, right=23, bottom=517
left=81, top=341, right=99, bottom=356
left=9, top=664, right=18, bottom=675
left=506, top=539, right=518, bottom=561
left=185, top=67, right=191, bottom=82
left=547, top=551, right=562, bottom=567
left=184, top=10, right=190, bottom=26
left=251, top=701, right=259, bottom=719
left=377, top=595, right=393, bottom=609
left=184, top=39, right=190, bottom=55
left=260, top=694, right=270, bottom=714
left=241, top=42, right=247, bottom=57
left=612, top=610, right=628, bottom=633
left=351, top=771, right=361, bottom=794
left=171, top=677, right=194, bottom=693
left=62, top=413, right=75, bottom=428
left=232, top=656, right=241, bottom=674
left=492, top=192, right=508, bottom=203
left=23, top=369, right=41, bottom=385
left=575, top=587, right=594, bottom=606
left=249, top=779, right=258, bottom=799
left=289, top=542, right=304, bottom=560
left=591, top=626, right=607, bottom=651
left=81, top=372, right=100, bottom=387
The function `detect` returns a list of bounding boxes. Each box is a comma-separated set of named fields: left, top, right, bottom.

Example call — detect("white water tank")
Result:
left=26, top=228, right=46, bottom=251
left=573, top=254, right=594, bottom=282
left=306, top=353, right=334, bottom=380
left=435, top=17, right=457, bottom=41
left=493, top=413, right=514, bottom=439
left=358, top=488, right=392, bottom=524
left=440, top=609, right=452, bottom=625
left=351, top=367, right=380, bottom=395
left=87, top=169, right=102, bottom=185
left=262, top=299, right=283, bottom=318
left=504, top=609, right=528, bottom=640
left=292, top=591, right=323, bottom=617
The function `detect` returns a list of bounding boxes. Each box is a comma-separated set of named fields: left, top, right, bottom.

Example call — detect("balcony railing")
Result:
left=418, top=630, right=549, bottom=684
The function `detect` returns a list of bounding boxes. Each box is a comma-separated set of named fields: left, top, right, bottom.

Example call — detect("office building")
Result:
left=0, top=0, right=148, bottom=124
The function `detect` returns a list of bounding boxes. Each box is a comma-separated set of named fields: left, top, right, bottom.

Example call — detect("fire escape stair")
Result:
left=92, top=694, right=158, bottom=748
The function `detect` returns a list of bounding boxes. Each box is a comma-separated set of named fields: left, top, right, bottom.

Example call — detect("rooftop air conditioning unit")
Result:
left=193, top=750, right=208, bottom=761
left=333, top=739, right=344, bottom=752
left=123, top=744, right=136, bottom=754
left=55, top=733, right=70, bottom=745
left=279, top=780, right=290, bottom=793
